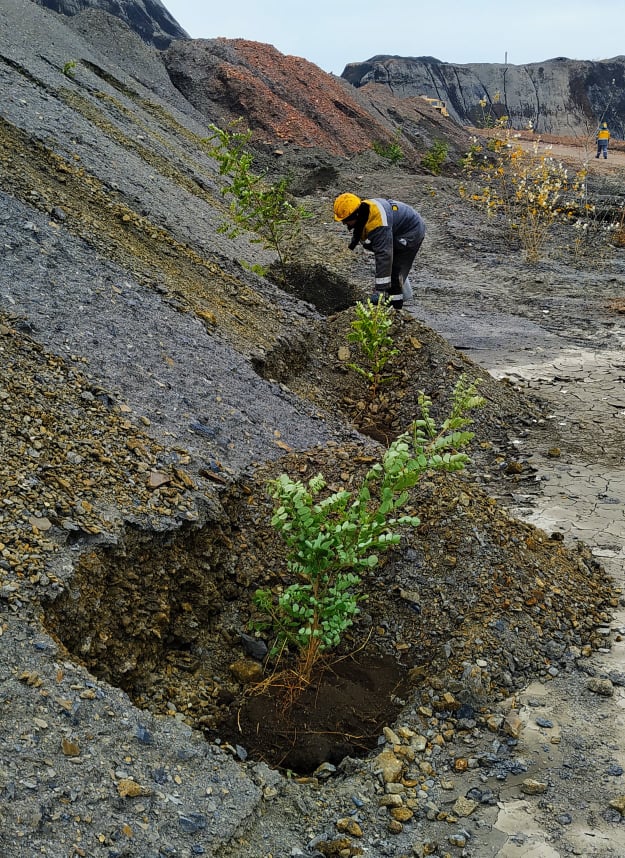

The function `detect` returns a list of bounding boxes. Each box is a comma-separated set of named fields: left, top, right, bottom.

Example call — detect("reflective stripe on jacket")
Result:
left=360, top=198, right=425, bottom=288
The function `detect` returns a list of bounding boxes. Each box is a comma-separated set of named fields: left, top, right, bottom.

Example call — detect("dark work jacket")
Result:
left=358, top=198, right=425, bottom=288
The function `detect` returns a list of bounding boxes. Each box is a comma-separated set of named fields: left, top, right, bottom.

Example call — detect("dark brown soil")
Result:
left=219, top=653, right=407, bottom=772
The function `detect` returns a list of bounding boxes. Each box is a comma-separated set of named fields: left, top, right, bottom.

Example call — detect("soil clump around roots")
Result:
left=223, top=653, right=408, bottom=773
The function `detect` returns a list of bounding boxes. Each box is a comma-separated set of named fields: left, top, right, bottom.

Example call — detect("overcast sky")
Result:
left=164, top=0, right=625, bottom=75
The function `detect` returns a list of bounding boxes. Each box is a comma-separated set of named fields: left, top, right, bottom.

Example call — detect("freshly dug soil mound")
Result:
left=209, top=440, right=615, bottom=772
left=36, top=307, right=616, bottom=775
left=272, top=308, right=543, bottom=489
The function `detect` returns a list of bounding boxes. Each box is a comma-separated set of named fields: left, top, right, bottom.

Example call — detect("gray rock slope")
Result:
left=0, top=3, right=355, bottom=855
left=32, top=0, right=189, bottom=48
left=342, top=54, right=625, bottom=137
left=1, top=0, right=345, bottom=476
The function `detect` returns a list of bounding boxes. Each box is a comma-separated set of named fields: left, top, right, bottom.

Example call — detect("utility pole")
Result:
left=503, top=52, right=509, bottom=127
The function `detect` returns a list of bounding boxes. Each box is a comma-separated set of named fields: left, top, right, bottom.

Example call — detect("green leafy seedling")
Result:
left=251, top=374, right=485, bottom=695
left=421, top=139, right=449, bottom=175
left=62, top=60, right=77, bottom=79
left=347, top=297, right=399, bottom=399
left=203, top=120, right=312, bottom=285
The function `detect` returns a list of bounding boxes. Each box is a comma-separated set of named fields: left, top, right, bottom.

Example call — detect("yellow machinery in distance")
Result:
left=420, top=96, right=450, bottom=117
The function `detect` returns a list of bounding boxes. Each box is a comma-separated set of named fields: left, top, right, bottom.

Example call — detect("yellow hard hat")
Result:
left=333, top=193, right=361, bottom=222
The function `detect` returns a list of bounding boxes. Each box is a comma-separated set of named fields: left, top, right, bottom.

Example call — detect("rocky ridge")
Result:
left=342, top=54, right=625, bottom=138
left=163, top=38, right=471, bottom=163
left=32, top=0, right=188, bottom=49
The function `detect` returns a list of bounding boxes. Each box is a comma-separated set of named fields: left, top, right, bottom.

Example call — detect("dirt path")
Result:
left=480, top=344, right=625, bottom=857
left=469, top=127, right=625, bottom=171
left=410, top=221, right=625, bottom=854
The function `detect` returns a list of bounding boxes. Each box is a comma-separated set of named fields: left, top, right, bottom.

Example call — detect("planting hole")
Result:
left=272, top=262, right=360, bottom=314
left=42, top=520, right=410, bottom=775
left=218, top=653, right=407, bottom=773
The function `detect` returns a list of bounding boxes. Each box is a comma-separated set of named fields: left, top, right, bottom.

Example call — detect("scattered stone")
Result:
left=29, top=515, right=52, bottom=531
left=383, top=726, right=401, bottom=745
left=487, top=713, right=504, bottom=732
left=397, top=725, right=415, bottom=740
left=503, top=712, right=523, bottom=738
left=378, top=794, right=403, bottom=808
left=178, top=813, right=207, bottom=833
left=411, top=735, right=428, bottom=752
left=117, top=778, right=151, bottom=798
left=390, top=806, right=413, bottom=822
left=608, top=795, right=625, bottom=815
left=228, top=659, right=264, bottom=684
left=135, top=723, right=153, bottom=744
left=452, top=796, right=479, bottom=817
left=607, top=765, right=624, bottom=777
left=313, top=762, right=337, bottom=780
left=239, top=632, right=268, bottom=661
left=374, top=748, right=403, bottom=783
left=336, top=818, right=363, bottom=837
left=521, top=779, right=548, bottom=795
left=587, top=677, right=614, bottom=696
left=61, top=737, right=80, bottom=757
left=147, top=470, right=170, bottom=488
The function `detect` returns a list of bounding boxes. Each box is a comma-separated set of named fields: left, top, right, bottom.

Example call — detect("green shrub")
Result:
left=421, top=140, right=449, bottom=175
left=62, top=60, right=77, bottom=79
left=251, top=375, right=484, bottom=688
left=347, top=297, right=399, bottom=398
left=204, top=120, right=312, bottom=285
left=372, top=129, right=404, bottom=164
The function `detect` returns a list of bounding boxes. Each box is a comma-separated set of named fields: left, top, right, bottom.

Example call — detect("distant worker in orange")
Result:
left=333, top=193, right=425, bottom=310
left=596, top=122, right=610, bottom=159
